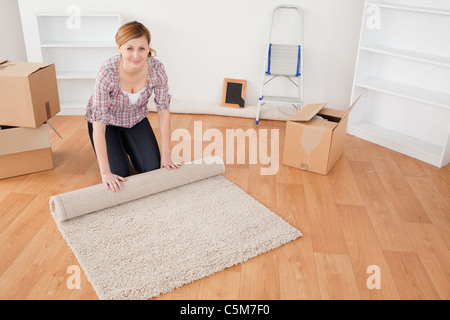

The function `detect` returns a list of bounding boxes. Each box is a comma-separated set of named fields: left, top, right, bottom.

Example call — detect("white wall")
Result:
left=16, top=0, right=364, bottom=110
left=0, top=0, right=27, bottom=61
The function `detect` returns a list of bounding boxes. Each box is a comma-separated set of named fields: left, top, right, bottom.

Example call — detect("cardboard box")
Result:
left=282, top=96, right=360, bottom=175
left=0, top=124, right=54, bottom=179
left=0, top=60, right=60, bottom=128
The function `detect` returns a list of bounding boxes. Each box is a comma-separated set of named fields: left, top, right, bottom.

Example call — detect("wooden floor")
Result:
left=0, top=113, right=449, bottom=300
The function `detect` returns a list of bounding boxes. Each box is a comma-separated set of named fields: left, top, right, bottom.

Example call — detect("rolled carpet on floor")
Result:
left=49, top=156, right=302, bottom=300
left=50, top=157, right=225, bottom=222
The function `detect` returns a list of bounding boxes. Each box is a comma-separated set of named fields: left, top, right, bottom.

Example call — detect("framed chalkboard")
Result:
left=221, top=78, right=246, bottom=108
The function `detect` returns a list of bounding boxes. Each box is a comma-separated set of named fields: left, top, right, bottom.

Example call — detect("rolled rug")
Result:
left=49, top=156, right=225, bottom=222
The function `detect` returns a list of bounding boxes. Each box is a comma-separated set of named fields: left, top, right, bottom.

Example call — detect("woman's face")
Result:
left=118, top=36, right=150, bottom=68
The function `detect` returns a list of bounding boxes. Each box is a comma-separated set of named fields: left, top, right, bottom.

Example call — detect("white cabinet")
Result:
left=349, top=0, right=450, bottom=167
left=23, top=11, right=121, bottom=114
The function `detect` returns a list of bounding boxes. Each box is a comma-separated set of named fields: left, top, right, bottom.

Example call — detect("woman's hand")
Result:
left=101, top=171, right=126, bottom=192
left=160, top=152, right=182, bottom=170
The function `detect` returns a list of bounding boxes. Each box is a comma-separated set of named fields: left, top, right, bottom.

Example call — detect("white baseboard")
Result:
left=56, top=100, right=297, bottom=121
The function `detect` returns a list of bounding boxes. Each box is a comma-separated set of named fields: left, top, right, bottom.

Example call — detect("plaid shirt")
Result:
left=85, top=55, right=171, bottom=128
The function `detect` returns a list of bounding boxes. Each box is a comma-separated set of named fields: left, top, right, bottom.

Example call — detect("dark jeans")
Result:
left=87, top=117, right=161, bottom=177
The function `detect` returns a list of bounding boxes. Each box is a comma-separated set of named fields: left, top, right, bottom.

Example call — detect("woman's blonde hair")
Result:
left=115, top=21, right=156, bottom=57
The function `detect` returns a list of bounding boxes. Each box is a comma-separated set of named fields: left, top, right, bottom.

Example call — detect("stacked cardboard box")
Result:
left=0, top=60, right=60, bottom=179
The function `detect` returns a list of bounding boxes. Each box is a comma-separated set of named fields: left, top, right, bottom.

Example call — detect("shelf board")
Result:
left=348, top=120, right=444, bottom=166
left=41, top=41, right=116, bottom=48
left=354, top=77, right=450, bottom=110
left=366, top=1, right=450, bottom=16
left=56, top=71, right=97, bottom=80
left=360, top=44, right=450, bottom=68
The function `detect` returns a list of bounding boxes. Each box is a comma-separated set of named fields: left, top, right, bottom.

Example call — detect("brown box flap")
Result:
left=342, top=95, right=361, bottom=120
left=319, top=108, right=345, bottom=119
left=288, top=103, right=327, bottom=122
left=0, top=61, right=53, bottom=77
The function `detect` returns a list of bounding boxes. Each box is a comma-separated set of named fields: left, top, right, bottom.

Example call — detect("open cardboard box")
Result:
left=0, top=124, right=54, bottom=179
left=0, top=60, right=60, bottom=128
left=283, top=96, right=361, bottom=175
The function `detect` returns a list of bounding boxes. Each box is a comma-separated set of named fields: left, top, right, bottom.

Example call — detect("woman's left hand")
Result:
left=160, top=152, right=182, bottom=170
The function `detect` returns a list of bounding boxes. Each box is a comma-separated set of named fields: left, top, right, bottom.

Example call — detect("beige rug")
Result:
left=51, top=158, right=302, bottom=300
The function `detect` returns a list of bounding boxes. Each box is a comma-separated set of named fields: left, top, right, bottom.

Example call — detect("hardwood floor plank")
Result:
left=405, top=176, right=450, bottom=250
left=59, top=129, right=96, bottom=175
left=277, top=183, right=321, bottom=299
left=195, top=265, right=241, bottom=300
left=388, top=150, right=428, bottom=178
left=383, top=250, right=440, bottom=300
left=49, top=116, right=84, bottom=150
left=239, top=249, right=281, bottom=300
left=343, top=135, right=371, bottom=162
left=302, top=172, right=349, bottom=255
left=276, top=164, right=303, bottom=185
left=0, top=175, right=27, bottom=201
left=365, top=144, right=430, bottom=223
left=336, top=204, right=400, bottom=299
left=314, top=252, right=360, bottom=299
left=418, top=163, right=450, bottom=209
left=0, top=173, right=85, bottom=277
left=153, top=276, right=202, bottom=300
left=0, top=193, right=36, bottom=231
left=0, top=219, right=69, bottom=299
left=348, top=160, right=415, bottom=252
left=223, top=166, right=249, bottom=193
left=247, top=162, right=277, bottom=212
left=404, top=223, right=450, bottom=299
left=11, top=169, right=58, bottom=195
left=0, top=194, right=52, bottom=277
left=240, top=158, right=280, bottom=300
left=327, top=155, right=364, bottom=206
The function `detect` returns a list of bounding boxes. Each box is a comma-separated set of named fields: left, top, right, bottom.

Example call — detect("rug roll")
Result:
left=50, top=156, right=225, bottom=222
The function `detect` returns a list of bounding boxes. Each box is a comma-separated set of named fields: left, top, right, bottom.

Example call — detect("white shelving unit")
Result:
left=349, top=0, right=450, bottom=168
left=34, top=12, right=121, bottom=114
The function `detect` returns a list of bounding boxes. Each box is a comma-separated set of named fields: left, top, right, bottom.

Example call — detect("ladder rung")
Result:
left=267, top=44, right=300, bottom=76
left=260, top=96, right=302, bottom=104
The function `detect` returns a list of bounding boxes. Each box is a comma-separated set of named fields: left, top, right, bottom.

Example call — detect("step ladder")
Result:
left=256, top=5, right=304, bottom=124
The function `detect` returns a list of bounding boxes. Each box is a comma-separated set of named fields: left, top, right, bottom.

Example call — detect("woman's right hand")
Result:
left=101, top=171, right=126, bottom=192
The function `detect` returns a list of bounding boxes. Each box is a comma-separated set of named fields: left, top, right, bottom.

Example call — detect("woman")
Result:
left=85, top=21, right=180, bottom=192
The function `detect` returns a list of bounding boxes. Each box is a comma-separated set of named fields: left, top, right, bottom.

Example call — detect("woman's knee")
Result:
left=139, top=158, right=160, bottom=173
left=109, top=159, right=130, bottom=177
left=122, top=118, right=161, bottom=173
